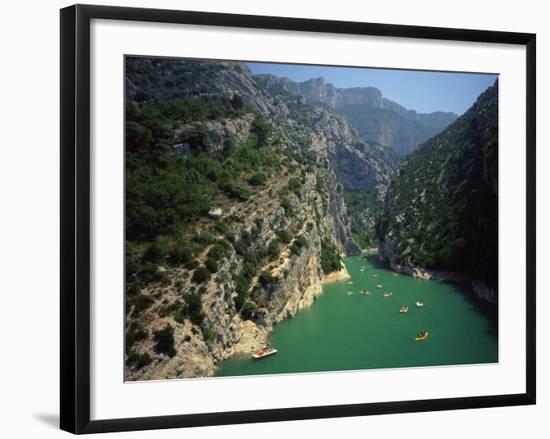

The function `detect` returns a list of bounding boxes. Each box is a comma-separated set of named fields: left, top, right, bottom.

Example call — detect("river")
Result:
left=215, top=253, right=498, bottom=377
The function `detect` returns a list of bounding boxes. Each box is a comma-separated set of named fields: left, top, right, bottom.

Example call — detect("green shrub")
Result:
left=137, top=262, right=166, bottom=284
left=251, top=114, right=270, bottom=147
left=233, top=272, right=251, bottom=311
left=194, top=231, right=216, bottom=244
left=212, top=220, right=229, bottom=235
left=205, top=257, right=218, bottom=273
left=126, top=323, right=148, bottom=352
left=221, top=181, right=251, bottom=201
left=231, top=94, right=244, bottom=110
left=192, top=267, right=211, bottom=284
left=168, top=241, right=193, bottom=264
left=184, top=259, right=199, bottom=270
left=129, top=294, right=154, bottom=314
left=158, top=299, right=183, bottom=318
left=287, top=177, right=301, bottom=195
left=290, top=235, right=308, bottom=255
left=126, top=280, right=140, bottom=296
left=223, top=138, right=236, bottom=155
left=240, top=300, right=257, bottom=321
left=266, top=240, right=280, bottom=260
left=277, top=229, right=292, bottom=244
left=259, top=270, right=275, bottom=287
left=248, top=172, right=267, bottom=186
left=153, top=325, right=176, bottom=357
left=320, top=239, right=342, bottom=274
left=126, top=352, right=152, bottom=369
left=142, top=241, right=164, bottom=263
left=207, top=242, right=226, bottom=261
left=280, top=198, right=292, bottom=212
left=234, top=293, right=246, bottom=311
left=186, top=292, right=205, bottom=325
left=181, top=127, right=210, bottom=153
left=201, top=325, right=216, bottom=342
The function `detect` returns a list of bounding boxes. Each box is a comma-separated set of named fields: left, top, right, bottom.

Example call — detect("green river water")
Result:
left=215, top=254, right=498, bottom=377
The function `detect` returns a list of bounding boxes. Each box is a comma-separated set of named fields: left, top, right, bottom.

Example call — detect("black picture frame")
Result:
left=60, top=4, right=536, bottom=434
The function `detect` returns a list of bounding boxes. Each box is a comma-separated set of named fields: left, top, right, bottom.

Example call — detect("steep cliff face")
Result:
left=377, top=81, right=498, bottom=299
left=285, top=76, right=383, bottom=108
left=255, top=74, right=400, bottom=250
left=125, top=57, right=387, bottom=380
left=255, top=74, right=457, bottom=156
left=338, top=105, right=457, bottom=156
left=127, top=164, right=340, bottom=380
left=126, top=58, right=289, bottom=117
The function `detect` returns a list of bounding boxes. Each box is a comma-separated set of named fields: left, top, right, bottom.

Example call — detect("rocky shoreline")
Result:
left=385, top=260, right=497, bottom=303
left=377, top=238, right=497, bottom=303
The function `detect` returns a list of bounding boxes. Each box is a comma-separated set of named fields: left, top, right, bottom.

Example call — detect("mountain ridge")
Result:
left=253, top=73, right=457, bottom=155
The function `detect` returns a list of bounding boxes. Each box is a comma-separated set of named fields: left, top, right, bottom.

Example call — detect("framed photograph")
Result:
left=60, top=4, right=536, bottom=434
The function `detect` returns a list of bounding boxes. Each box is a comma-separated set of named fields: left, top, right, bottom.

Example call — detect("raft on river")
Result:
left=252, top=347, right=278, bottom=359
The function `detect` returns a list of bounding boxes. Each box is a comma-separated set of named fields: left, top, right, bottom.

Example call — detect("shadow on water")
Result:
left=447, top=278, right=499, bottom=339
left=361, top=253, right=388, bottom=270
left=363, top=253, right=499, bottom=339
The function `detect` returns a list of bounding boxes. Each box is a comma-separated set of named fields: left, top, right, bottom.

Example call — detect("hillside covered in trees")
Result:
left=377, top=81, right=498, bottom=296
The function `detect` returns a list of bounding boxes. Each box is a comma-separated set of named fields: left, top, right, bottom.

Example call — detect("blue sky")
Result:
left=247, top=62, right=497, bottom=115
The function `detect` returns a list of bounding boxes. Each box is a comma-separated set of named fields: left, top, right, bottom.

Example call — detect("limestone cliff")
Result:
left=124, top=57, right=391, bottom=380
left=254, top=74, right=457, bottom=156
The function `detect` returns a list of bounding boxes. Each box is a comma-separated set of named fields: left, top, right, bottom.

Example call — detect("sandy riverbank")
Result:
left=322, top=264, right=351, bottom=283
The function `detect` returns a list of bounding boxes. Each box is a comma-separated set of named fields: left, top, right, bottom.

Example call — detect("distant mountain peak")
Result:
left=253, top=73, right=457, bottom=156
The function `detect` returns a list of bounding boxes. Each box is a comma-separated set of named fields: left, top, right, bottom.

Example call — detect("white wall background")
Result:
left=0, top=0, right=546, bottom=437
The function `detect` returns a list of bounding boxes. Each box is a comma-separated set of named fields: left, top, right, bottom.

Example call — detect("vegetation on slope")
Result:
left=377, top=81, right=498, bottom=289
left=320, top=239, right=342, bottom=274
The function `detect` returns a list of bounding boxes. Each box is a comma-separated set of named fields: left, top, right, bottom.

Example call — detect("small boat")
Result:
left=399, top=305, right=408, bottom=313
left=376, top=284, right=383, bottom=289
left=347, top=281, right=353, bottom=285
left=252, top=346, right=278, bottom=359
left=347, top=291, right=353, bottom=296
left=416, top=300, right=424, bottom=307
left=361, top=290, right=371, bottom=296
left=383, top=291, right=392, bottom=297
left=360, top=268, right=365, bottom=272
left=371, top=274, right=378, bottom=278
left=393, top=273, right=398, bottom=277
left=415, top=331, right=429, bottom=341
